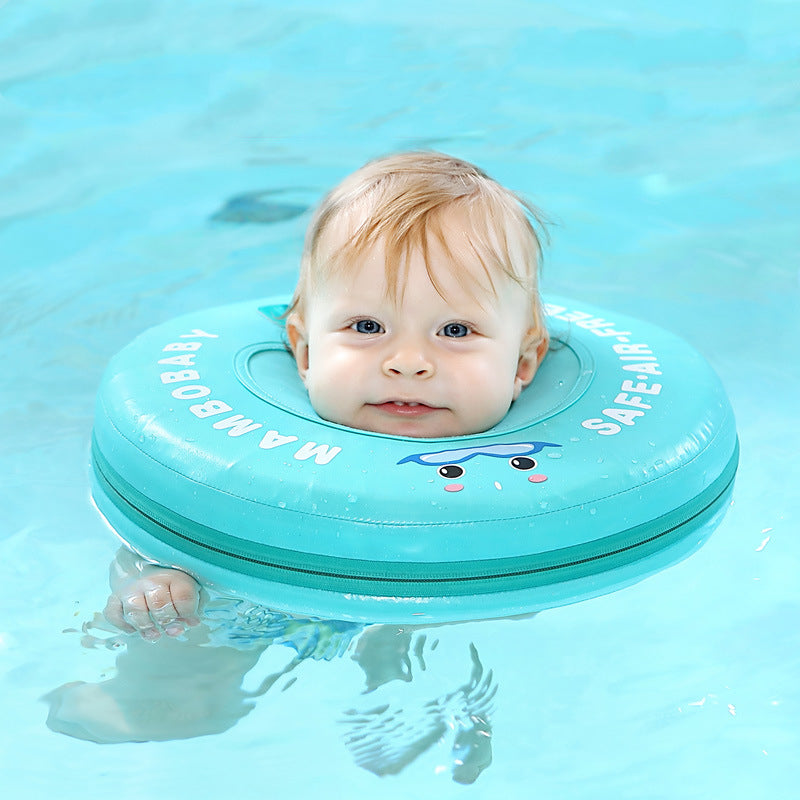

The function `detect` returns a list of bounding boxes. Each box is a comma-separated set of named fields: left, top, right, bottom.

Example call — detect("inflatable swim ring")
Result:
left=91, top=296, right=738, bottom=622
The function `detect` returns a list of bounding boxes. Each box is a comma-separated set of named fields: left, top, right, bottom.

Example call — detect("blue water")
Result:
left=1, top=1, right=798, bottom=797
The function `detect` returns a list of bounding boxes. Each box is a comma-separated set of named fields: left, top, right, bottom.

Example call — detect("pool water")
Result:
left=1, top=1, right=798, bottom=797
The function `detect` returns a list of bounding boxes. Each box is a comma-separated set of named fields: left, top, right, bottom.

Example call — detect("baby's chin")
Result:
left=358, top=420, right=463, bottom=438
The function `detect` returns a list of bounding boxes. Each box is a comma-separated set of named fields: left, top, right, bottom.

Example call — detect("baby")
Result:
left=285, top=151, right=548, bottom=437
left=105, top=151, right=549, bottom=637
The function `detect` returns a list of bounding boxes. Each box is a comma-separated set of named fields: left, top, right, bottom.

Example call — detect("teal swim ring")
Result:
left=91, top=296, right=738, bottom=622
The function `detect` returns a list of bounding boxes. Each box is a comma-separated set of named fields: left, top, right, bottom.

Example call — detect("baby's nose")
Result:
left=382, top=345, right=435, bottom=378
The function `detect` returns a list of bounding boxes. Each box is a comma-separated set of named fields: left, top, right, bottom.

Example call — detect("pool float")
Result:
left=90, top=296, right=738, bottom=622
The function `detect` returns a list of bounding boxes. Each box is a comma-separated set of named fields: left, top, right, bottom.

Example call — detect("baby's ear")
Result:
left=513, top=328, right=549, bottom=400
left=285, top=313, right=310, bottom=381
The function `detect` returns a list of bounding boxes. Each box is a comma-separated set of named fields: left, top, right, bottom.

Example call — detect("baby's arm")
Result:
left=104, top=548, right=203, bottom=640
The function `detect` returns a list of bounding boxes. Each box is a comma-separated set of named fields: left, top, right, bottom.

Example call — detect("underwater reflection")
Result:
left=209, top=189, right=309, bottom=224
left=344, top=634, right=496, bottom=785
left=44, top=598, right=499, bottom=785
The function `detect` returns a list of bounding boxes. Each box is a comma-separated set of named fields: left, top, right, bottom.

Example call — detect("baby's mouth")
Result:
left=371, top=401, right=442, bottom=416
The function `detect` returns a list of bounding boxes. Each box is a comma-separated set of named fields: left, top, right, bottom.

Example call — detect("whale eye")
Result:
left=437, top=464, right=464, bottom=479
left=509, top=456, right=537, bottom=471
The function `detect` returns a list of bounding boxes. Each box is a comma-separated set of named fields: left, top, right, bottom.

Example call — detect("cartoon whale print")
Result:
left=398, top=441, right=561, bottom=493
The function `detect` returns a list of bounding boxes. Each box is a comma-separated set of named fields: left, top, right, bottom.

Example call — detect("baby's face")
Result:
left=287, top=221, right=544, bottom=437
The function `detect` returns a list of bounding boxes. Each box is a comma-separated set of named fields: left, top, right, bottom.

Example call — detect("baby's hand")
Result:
left=104, top=558, right=203, bottom=641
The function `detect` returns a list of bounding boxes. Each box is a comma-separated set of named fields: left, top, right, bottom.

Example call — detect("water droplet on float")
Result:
left=539, top=500, right=549, bottom=509
left=277, top=501, right=286, bottom=509
left=570, top=436, right=580, bottom=443
left=589, top=508, right=597, bottom=515
left=547, top=451, right=562, bottom=459
left=347, top=494, right=358, bottom=503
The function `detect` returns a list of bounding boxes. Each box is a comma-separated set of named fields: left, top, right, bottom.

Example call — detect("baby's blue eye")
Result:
left=439, top=323, right=470, bottom=338
left=352, top=319, right=383, bottom=334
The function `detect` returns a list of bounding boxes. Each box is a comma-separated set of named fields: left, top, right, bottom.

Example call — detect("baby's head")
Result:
left=286, top=152, right=549, bottom=438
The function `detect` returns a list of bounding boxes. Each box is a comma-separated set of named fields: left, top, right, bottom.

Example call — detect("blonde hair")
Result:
left=289, top=151, right=548, bottom=337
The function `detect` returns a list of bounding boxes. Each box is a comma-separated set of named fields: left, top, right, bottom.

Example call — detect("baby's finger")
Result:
left=103, top=594, right=136, bottom=634
left=142, top=582, right=182, bottom=630
left=120, top=591, right=162, bottom=639
left=167, top=578, right=201, bottom=626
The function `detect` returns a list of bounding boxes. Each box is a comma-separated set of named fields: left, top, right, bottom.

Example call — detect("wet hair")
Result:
left=288, top=151, right=549, bottom=339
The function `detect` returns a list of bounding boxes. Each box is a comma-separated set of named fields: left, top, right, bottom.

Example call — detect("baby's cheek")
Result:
left=307, top=381, right=353, bottom=426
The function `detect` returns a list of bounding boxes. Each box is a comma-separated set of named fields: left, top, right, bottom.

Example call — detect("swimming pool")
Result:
left=1, top=0, right=798, bottom=796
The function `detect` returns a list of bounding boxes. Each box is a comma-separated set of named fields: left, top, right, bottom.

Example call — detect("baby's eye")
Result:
left=351, top=319, right=384, bottom=334
left=438, top=322, right=471, bottom=338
